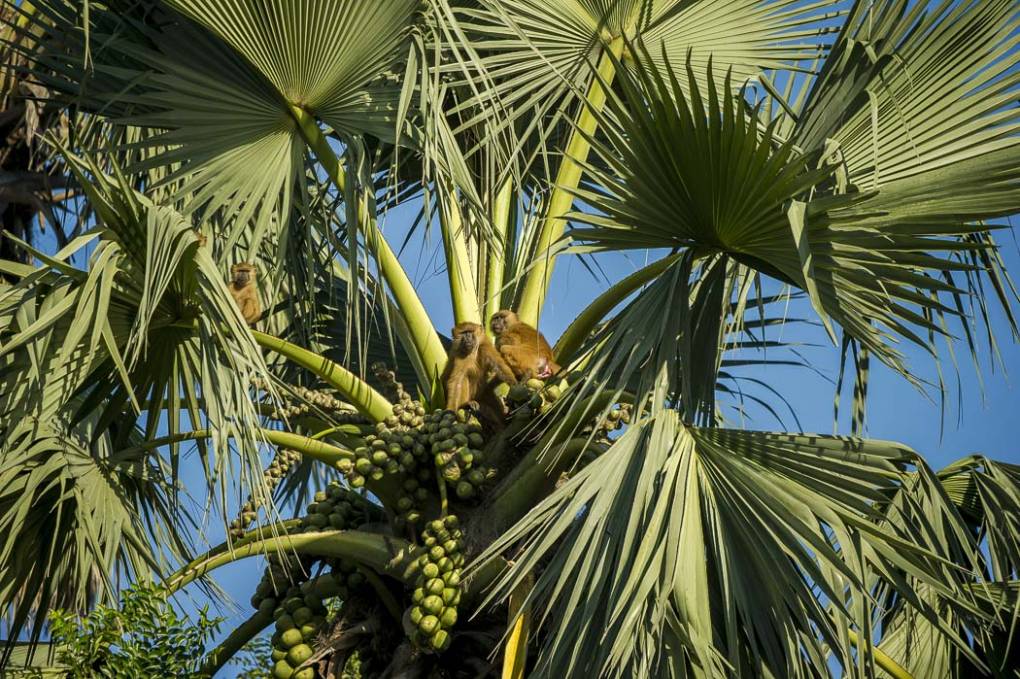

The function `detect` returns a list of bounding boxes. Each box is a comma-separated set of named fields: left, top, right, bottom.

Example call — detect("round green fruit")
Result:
left=272, top=648, right=287, bottom=662
left=286, top=643, right=314, bottom=666
left=284, top=597, right=305, bottom=613
left=292, top=607, right=314, bottom=626
left=272, top=660, right=294, bottom=679
left=293, top=668, right=315, bottom=679
left=300, top=623, right=318, bottom=640
left=422, top=563, right=440, bottom=579
left=418, top=614, right=440, bottom=635
left=455, top=481, right=474, bottom=499
left=423, top=595, right=444, bottom=615
left=410, top=606, right=424, bottom=625
left=281, top=628, right=304, bottom=648
left=426, top=578, right=445, bottom=595
left=440, top=607, right=458, bottom=628
left=431, top=629, right=451, bottom=651
left=275, top=614, right=296, bottom=632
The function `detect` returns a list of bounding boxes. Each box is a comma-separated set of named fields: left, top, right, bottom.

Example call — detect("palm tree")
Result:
left=1, top=0, right=1019, bottom=677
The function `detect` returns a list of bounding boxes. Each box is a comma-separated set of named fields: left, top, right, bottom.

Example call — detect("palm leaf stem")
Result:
left=288, top=105, right=446, bottom=381
left=517, top=37, right=625, bottom=325
left=199, top=610, right=273, bottom=678
left=165, top=530, right=418, bottom=593
left=440, top=185, right=482, bottom=324
left=846, top=629, right=914, bottom=679
left=252, top=330, right=393, bottom=422
left=484, top=177, right=514, bottom=322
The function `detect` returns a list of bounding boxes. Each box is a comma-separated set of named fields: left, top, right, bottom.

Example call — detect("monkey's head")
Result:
left=451, top=322, right=483, bottom=356
left=489, top=309, right=519, bottom=336
left=231, top=263, right=257, bottom=286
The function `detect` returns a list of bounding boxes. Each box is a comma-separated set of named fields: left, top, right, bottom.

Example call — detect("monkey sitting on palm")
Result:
left=228, top=262, right=261, bottom=326
left=489, top=309, right=560, bottom=380
left=442, top=322, right=516, bottom=427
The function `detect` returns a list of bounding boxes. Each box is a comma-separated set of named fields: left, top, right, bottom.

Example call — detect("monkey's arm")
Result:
left=482, top=344, right=517, bottom=384
left=240, top=296, right=261, bottom=324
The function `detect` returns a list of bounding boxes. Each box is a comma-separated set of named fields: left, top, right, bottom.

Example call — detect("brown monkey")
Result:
left=229, top=262, right=261, bottom=326
left=489, top=310, right=560, bottom=380
left=442, top=322, right=516, bottom=424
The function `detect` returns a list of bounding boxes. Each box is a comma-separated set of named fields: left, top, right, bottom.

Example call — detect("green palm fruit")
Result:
left=439, top=607, right=458, bottom=628
left=275, top=615, right=296, bottom=632
left=292, top=607, right=314, bottom=626
left=286, top=644, right=314, bottom=666
left=300, top=622, right=318, bottom=640
left=431, top=629, right=451, bottom=651
left=422, top=563, right=440, bottom=581
left=443, top=587, right=460, bottom=606
left=272, top=660, right=294, bottom=679
left=443, top=571, right=461, bottom=587
left=281, top=628, right=303, bottom=648
left=429, top=546, right=445, bottom=561
left=426, top=578, right=445, bottom=595
left=354, top=458, right=373, bottom=474
left=293, top=668, right=315, bottom=679
left=467, top=469, right=485, bottom=486
left=410, top=606, right=424, bottom=625
left=418, top=615, right=440, bottom=635
left=455, top=481, right=474, bottom=498
left=422, top=595, right=444, bottom=615
left=272, top=648, right=287, bottom=662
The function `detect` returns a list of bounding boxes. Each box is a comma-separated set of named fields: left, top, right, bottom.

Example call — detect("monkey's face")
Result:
left=490, top=310, right=514, bottom=335
left=231, top=264, right=256, bottom=286
left=451, top=324, right=480, bottom=355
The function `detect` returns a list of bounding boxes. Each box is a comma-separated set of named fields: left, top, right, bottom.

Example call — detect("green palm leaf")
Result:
left=474, top=406, right=982, bottom=678
left=570, top=48, right=1017, bottom=385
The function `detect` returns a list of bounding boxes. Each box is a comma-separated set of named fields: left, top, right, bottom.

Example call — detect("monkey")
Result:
left=489, top=309, right=560, bottom=380
left=441, top=322, right=516, bottom=426
left=229, top=262, right=261, bottom=326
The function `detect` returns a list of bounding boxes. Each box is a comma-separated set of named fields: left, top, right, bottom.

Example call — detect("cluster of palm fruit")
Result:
left=267, top=566, right=355, bottom=679
left=297, top=481, right=376, bottom=533
left=407, top=516, right=464, bottom=652
left=507, top=378, right=564, bottom=420
left=252, top=377, right=367, bottom=424
left=420, top=408, right=490, bottom=500
left=591, top=403, right=633, bottom=442
left=230, top=447, right=303, bottom=538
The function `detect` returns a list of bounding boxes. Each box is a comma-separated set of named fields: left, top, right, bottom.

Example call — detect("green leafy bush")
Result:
left=48, top=585, right=220, bottom=678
